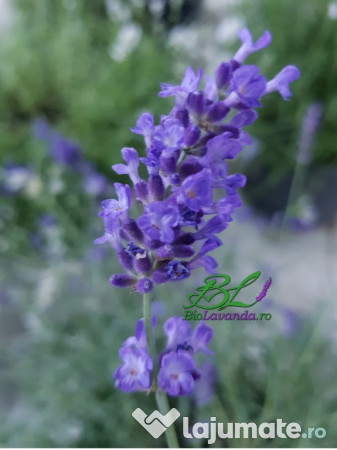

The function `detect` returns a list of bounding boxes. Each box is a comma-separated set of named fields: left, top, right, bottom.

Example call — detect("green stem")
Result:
left=177, top=148, right=187, bottom=167
left=143, top=293, right=157, bottom=380
left=155, top=390, right=180, bottom=448
left=143, top=293, right=179, bottom=448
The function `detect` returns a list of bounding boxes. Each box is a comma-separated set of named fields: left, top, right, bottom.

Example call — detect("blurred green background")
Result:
left=0, top=0, right=337, bottom=447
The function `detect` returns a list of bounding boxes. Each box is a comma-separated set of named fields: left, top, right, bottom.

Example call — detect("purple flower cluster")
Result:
left=95, top=28, right=299, bottom=293
left=33, top=118, right=107, bottom=196
left=114, top=316, right=214, bottom=398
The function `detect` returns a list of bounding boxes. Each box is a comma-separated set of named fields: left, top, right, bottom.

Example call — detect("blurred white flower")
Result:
left=49, top=178, right=64, bottom=194
left=168, top=25, right=199, bottom=53
left=105, top=0, right=131, bottom=22
left=2, top=166, right=32, bottom=192
left=48, top=167, right=64, bottom=194
left=146, top=0, right=166, bottom=17
left=109, top=22, right=142, bottom=62
left=0, top=0, right=13, bottom=34
left=298, top=194, right=319, bottom=224
left=25, top=175, right=43, bottom=198
left=215, top=16, right=244, bottom=44
left=328, top=2, right=337, bottom=19
left=35, top=269, right=57, bottom=310
left=24, top=312, right=44, bottom=334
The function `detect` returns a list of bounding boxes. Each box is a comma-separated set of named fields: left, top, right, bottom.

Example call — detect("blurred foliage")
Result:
left=0, top=0, right=180, bottom=257
left=0, top=0, right=174, bottom=171
left=237, top=0, right=337, bottom=218
left=1, top=249, right=337, bottom=447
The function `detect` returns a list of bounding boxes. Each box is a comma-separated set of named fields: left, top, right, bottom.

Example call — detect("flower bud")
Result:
left=179, top=156, right=202, bottom=179
left=123, top=220, right=144, bottom=243
left=206, top=101, right=229, bottom=123
left=215, top=62, right=231, bottom=90
left=136, top=278, right=153, bottom=294
left=148, top=174, right=165, bottom=201
left=110, top=274, right=135, bottom=287
left=135, top=180, right=148, bottom=203
left=184, top=125, right=200, bottom=147
left=187, top=91, right=206, bottom=117
left=160, top=153, right=177, bottom=174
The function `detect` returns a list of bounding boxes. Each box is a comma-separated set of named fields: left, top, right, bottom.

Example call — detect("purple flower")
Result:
left=187, top=236, right=222, bottom=274
left=159, top=67, right=203, bottom=108
left=234, top=28, right=272, bottom=64
left=163, top=316, right=213, bottom=355
left=114, top=347, right=153, bottom=392
left=98, top=183, right=130, bottom=220
left=81, top=163, right=107, bottom=196
left=94, top=214, right=122, bottom=250
left=227, top=65, right=267, bottom=108
left=114, top=316, right=213, bottom=396
left=122, top=318, right=152, bottom=350
left=112, top=147, right=141, bottom=185
left=157, top=351, right=196, bottom=397
left=178, top=169, right=213, bottom=212
left=190, top=322, right=213, bottom=354
left=137, top=202, right=179, bottom=243
left=49, top=132, right=82, bottom=168
left=203, top=136, right=241, bottom=177
left=154, top=118, right=185, bottom=150
left=32, top=117, right=50, bottom=140
left=265, top=65, right=300, bottom=100
left=131, top=113, right=154, bottom=148
left=152, top=260, right=190, bottom=284
left=164, top=316, right=191, bottom=351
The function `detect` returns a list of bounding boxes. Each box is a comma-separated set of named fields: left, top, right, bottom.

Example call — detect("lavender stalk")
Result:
left=94, top=27, right=300, bottom=447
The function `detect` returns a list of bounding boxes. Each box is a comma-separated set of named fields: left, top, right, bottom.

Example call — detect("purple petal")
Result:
left=164, top=316, right=191, bottom=350
left=234, top=28, right=272, bottom=63
left=230, top=110, right=258, bottom=127
left=265, top=65, right=300, bottom=100
left=191, top=323, right=213, bottom=354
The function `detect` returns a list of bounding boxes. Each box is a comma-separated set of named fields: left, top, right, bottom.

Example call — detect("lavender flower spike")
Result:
left=96, top=29, right=299, bottom=415
left=96, top=28, right=299, bottom=295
